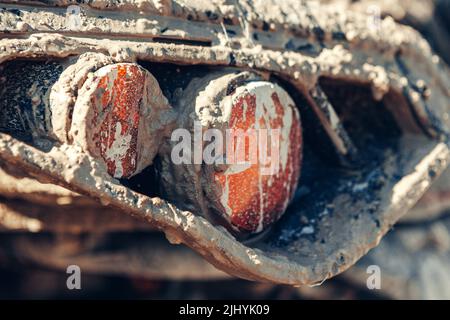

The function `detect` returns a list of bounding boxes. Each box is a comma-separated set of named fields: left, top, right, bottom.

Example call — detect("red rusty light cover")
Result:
left=70, top=63, right=173, bottom=179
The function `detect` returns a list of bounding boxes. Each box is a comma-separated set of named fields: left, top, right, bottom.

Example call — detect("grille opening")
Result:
left=151, top=37, right=212, bottom=47
left=271, top=75, right=352, bottom=170
left=119, top=164, right=160, bottom=198
left=138, top=61, right=213, bottom=104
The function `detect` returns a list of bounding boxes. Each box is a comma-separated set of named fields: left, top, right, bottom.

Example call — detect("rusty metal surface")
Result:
left=0, top=0, right=450, bottom=286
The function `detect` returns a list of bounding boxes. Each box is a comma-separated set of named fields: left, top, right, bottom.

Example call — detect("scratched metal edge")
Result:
left=0, top=133, right=449, bottom=285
